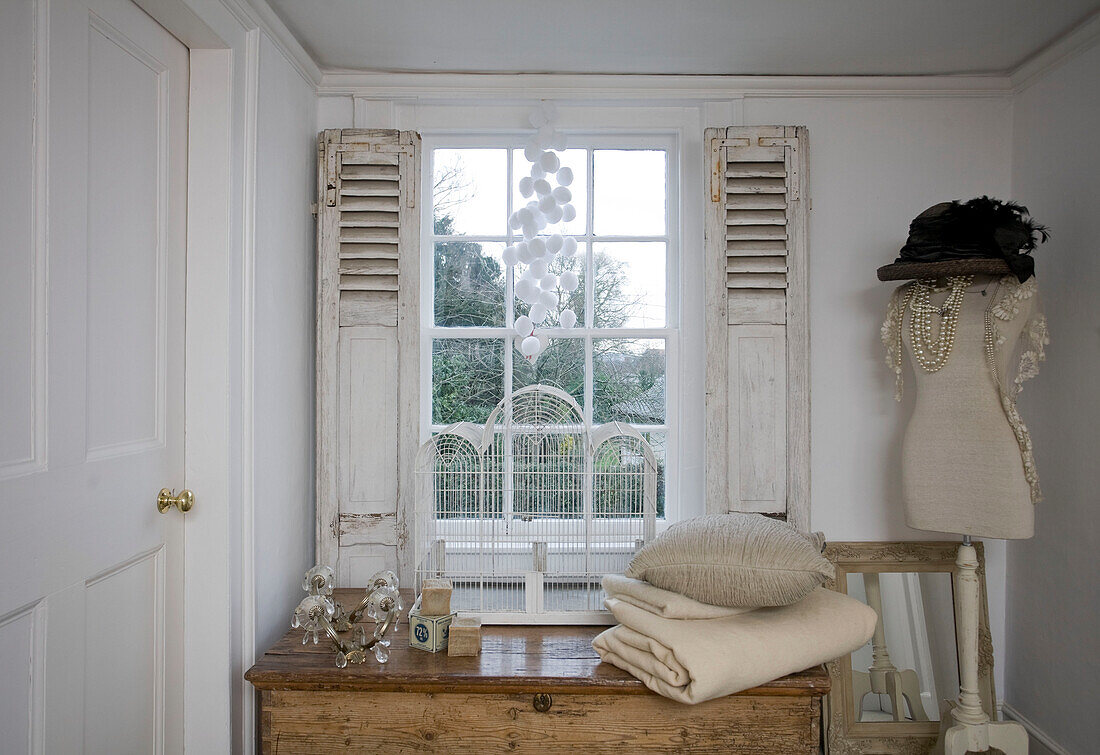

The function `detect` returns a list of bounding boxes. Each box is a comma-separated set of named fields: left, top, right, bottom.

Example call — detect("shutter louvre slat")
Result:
left=726, top=177, right=786, bottom=194
left=726, top=239, right=788, bottom=256
left=726, top=225, right=788, bottom=241
left=726, top=209, right=787, bottom=226
left=727, top=256, right=787, bottom=274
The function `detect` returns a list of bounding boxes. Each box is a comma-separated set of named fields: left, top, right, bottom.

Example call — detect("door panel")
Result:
left=86, top=16, right=167, bottom=458
left=0, top=0, right=188, bottom=751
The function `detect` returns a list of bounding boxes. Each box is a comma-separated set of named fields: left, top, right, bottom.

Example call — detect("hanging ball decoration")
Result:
left=528, top=237, right=547, bottom=257
left=518, top=241, right=534, bottom=263
left=552, top=133, right=567, bottom=152
left=552, top=186, right=572, bottom=204
left=559, top=308, right=577, bottom=329
left=535, top=214, right=547, bottom=230
left=523, top=144, right=540, bottom=162
left=529, top=302, right=549, bottom=323
left=562, top=237, right=578, bottom=257
left=538, top=289, right=557, bottom=307
left=508, top=212, right=522, bottom=230
left=539, top=151, right=560, bottom=172
left=522, top=224, right=537, bottom=240
left=520, top=335, right=540, bottom=356
left=530, top=258, right=549, bottom=279
left=546, top=235, right=563, bottom=254
left=518, top=176, right=534, bottom=198
left=517, top=207, right=533, bottom=226
left=502, top=245, right=518, bottom=266
left=561, top=204, right=577, bottom=222
left=514, top=315, right=533, bottom=336
left=540, top=274, right=558, bottom=292
left=517, top=278, right=539, bottom=304
left=546, top=205, right=563, bottom=223
left=560, top=270, right=579, bottom=292
left=531, top=164, right=546, bottom=179
left=539, top=194, right=557, bottom=213
left=533, top=179, right=552, bottom=197
left=556, top=166, right=574, bottom=186
left=529, top=111, right=548, bottom=128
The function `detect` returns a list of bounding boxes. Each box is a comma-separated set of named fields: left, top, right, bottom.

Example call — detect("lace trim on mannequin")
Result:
left=881, top=276, right=1048, bottom=503
left=881, top=282, right=914, bottom=401
left=988, top=275, right=1048, bottom=503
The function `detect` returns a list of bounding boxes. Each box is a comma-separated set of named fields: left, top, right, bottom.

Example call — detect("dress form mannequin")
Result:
left=899, top=274, right=1035, bottom=539
left=883, top=273, right=1047, bottom=754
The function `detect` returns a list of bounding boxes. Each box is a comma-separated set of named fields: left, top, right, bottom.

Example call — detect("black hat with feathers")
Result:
left=878, top=196, right=1049, bottom=282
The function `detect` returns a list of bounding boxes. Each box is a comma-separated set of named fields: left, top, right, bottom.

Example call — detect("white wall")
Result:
left=316, top=89, right=1014, bottom=693
left=251, top=31, right=317, bottom=661
left=1005, top=39, right=1100, bottom=754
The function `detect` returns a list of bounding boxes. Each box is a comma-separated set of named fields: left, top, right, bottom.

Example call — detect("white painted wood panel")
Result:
left=0, top=604, right=39, bottom=754
left=0, top=0, right=44, bottom=478
left=85, top=17, right=166, bottom=459
left=84, top=550, right=162, bottom=755
left=705, top=125, right=808, bottom=527
left=317, top=130, right=420, bottom=581
left=727, top=325, right=787, bottom=512
left=338, top=546, right=398, bottom=586
left=339, top=327, right=399, bottom=511
left=0, top=1, right=187, bottom=751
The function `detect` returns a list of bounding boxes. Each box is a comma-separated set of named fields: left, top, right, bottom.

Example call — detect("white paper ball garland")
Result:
left=504, top=103, right=582, bottom=361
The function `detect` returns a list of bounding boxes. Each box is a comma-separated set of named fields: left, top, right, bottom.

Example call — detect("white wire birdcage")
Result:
left=414, top=384, right=657, bottom=623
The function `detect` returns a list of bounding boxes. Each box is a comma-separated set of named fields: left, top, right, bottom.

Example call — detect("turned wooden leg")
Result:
left=943, top=541, right=1028, bottom=755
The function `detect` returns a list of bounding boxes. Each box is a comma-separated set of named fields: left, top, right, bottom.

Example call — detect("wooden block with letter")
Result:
left=246, top=589, right=829, bottom=754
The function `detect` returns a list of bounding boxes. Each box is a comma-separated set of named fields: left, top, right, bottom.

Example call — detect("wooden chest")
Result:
left=246, top=590, right=829, bottom=754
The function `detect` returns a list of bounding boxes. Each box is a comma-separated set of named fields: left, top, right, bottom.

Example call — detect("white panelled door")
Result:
left=0, top=0, right=188, bottom=752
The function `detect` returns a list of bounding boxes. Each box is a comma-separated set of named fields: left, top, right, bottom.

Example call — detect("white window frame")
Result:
left=419, top=132, right=683, bottom=535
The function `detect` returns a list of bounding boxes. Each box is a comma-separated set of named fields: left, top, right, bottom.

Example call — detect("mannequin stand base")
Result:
left=934, top=701, right=1029, bottom=755
left=943, top=719, right=1028, bottom=755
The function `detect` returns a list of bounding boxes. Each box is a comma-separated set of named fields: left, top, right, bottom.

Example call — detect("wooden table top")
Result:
left=246, top=589, right=830, bottom=696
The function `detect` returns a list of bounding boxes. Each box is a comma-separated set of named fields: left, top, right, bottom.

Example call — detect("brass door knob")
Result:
left=532, top=693, right=552, bottom=713
left=157, top=488, right=194, bottom=514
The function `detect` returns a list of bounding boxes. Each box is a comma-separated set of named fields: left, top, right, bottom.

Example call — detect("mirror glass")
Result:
left=845, top=572, right=958, bottom=724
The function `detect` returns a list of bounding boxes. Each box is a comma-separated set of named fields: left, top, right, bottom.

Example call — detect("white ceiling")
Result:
left=267, top=0, right=1100, bottom=76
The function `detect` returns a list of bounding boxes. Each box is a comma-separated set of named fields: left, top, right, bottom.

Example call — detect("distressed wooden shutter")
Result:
left=316, top=129, right=421, bottom=584
left=704, top=126, right=809, bottom=530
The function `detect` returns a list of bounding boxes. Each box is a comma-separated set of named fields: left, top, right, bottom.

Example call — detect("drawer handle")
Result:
left=532, top=693, right=552, bottom=713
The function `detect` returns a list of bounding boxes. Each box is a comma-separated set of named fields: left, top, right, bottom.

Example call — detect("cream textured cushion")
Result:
left=625, top=513, right=833, bottom=607
left=593, top=588, right=877, bottom=704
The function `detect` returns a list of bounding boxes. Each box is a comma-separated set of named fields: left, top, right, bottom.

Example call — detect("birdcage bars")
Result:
left=414, top=384, right=656, bottom=623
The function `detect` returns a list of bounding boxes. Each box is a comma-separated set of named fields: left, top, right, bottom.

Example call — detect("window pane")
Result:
left=512, top=148, right=587, bottom=235
left=513, top=243, right=587, bottom=330
left=593, top=150, right=666, bottom=236
left=593, top=338, right=666, bottom=424
left=512, top=336, right=584, bottom=410
left=434, top=241, right=505, bottom=327
left=593, top=242, right=666, bottom=328
left=433, top=148, right=506, bottom=236
left=432, top=339, right=505, bottom=425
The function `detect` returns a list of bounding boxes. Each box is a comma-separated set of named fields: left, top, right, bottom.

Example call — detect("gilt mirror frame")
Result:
left=822, top=541, right=996, bottom=755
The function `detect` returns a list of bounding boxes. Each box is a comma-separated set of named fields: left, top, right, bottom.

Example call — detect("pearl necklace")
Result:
left=907, top=276, right=974, bottom=373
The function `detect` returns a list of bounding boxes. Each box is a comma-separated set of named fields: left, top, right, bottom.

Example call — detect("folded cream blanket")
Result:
left=601, top=574, right=753, bottom=619
left=593, top=587, right=876, bottom=704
